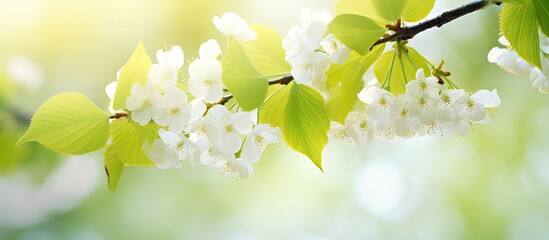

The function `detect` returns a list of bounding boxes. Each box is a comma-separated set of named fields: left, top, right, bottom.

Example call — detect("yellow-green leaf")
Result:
left=17, top=92, right=110, bottom=155
left=104, top=144, right=125, bottom=191
left=374, top=47, right=431, bottom=95
left=328, top=14, right=387, bottom=55
left=334, top=0, right=386, bottom=26
left=402, top=0, right=435, bottom=22
left=500, top=2, right=541, bottom=68
left=285, top=83, right=330, bottom=170
left=222, top=40, right=268, bottom=110
left=341, top=45, right=385, bottom=111
left=499, top=0, right=527, bottom=4
left=242, top=25, right=291, bottom=76
left=260, top=82, right=329, bottom=170
left=110, top=119, right=158, bottom=166
left=259, top=85, right=291, bottom=128
left=113, top=42, right=152, bottom=110
left=325, top=45, right=385, bottom=122
left=371, top=0, right=408, bottom=23
left=534, top=0, right=549, bottom=37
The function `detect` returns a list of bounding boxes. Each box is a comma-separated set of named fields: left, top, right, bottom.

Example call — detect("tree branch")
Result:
left=372, top=0, right=496, bottom=48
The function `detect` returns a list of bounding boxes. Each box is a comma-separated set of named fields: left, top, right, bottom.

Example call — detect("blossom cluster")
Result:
left=488, top=34, right=549, bottom=93
left=111, top=13, right=280, bottom=179
left=329, top=69, right=501, bottom=146
left=282, top=10, right=350, bottom=90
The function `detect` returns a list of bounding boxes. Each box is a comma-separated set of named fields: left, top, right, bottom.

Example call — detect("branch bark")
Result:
left=372, top=0, right=496, bottom=48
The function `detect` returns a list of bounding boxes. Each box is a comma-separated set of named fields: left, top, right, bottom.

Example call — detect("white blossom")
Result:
left=204, top=105, right=254, bottom=154
left=199, top=39, right=222, bottom=60
left=188, top=40, right=225, bottom=103
left=143, top=139, right=182, bottom=169
left=148, top=45, right=184, bottom=87
left=320, top=34, right=350, bottom=64
left=126, top=81, right=162, bottom=126
left=488, top=34, right=549, bottom=93
left=283, top=9, right=330, bottom=90
left=223, top=158, right=254, bottom=179
left=328, top=111, right=373, bottom=146
left=213, top=12, right=257, bottom=41
left=153, top=86, right=192, bottom=134
left=288, top=51, right=330, bottom=89
left=241, top=124, right=281, bottom=163
left=158, top=129, right=201, bottom=167
left=405, top=69, right=442, bottom=98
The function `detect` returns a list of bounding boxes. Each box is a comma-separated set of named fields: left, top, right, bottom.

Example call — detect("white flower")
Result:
left=143, top=139, right=182, bottom=169
left=320, top=34, right=350, bottom=64
left=188, top=58, right=224, bottom=103
left=288, top=51, right=330, bottom=90
left=405, top=69, right=442, bottom=98
left=241, top=124, right=281, bottom=163
left=540, top=30, right=549, bottom=54
left=126, top=81, right=162, bottom=126
left=105, top=81, right=117, bottom=113
left=158, top=129, right=201, bottom=167
left=468, top=89, right=501, bottom=123
left=488, top=34, right=549, bottom=93
left=358, top=85, right=396, bottom=125
left=188, top=40, right=225, bottom=103
left=530, top=56, right=549, bottom=93
left=196, top=141, right=234, bottom=167
left=204, top=105, right=254, bottom=154
left=328, top=121, right=354, bottom=146
left=148, top=46, right=184, bottom=87
left=199, top=39, right=222, bottom=60
left=328, top=111, right=373, bottom=146
left=189, top=98, right=207, bottom=124
left=153, top=86, right=192, bottom=134
left=223, top=158, right=254, bottom=179
left=283, top=21, right=327, bottom=59
left=487, top=47, right=531, bottom=76
left=213, top=12, right=257, bottom=41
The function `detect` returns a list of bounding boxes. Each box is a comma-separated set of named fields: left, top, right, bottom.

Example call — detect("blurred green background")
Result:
left=2, top=0, right=549, bottom=239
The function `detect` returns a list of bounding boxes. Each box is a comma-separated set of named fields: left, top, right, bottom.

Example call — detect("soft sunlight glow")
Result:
left=0, top=156, right=99, bottom=228
left=5, top=56, right=44, bottom=91
left=355, top=159, right=404, bottom=218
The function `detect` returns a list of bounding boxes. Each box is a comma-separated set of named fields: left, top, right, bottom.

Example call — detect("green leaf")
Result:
left=371, top=0, right=408, bottom=23
left=222, top=39, right=268, bottom=111
left=328, top=14, right=387, bottom=55
left=534, top=0, right=549, bottom=37
left=113, top=42, right=152, bottom=110
left=374, top=47, right=431, bottom=95
left=242, top=25, right=292, bottom=76
left=341, top=45, right=385, bottom=111
left=402, top=0, right=435, bottom=22
left=104, top=144, right=125, bottom=191
left=110, top=119, right=158, bottom=166
left=326, top=85, right=349, bottom=123
left=500, top=2, right=541, bottom=68
left=325, top=44, right=385, bottom=122
left=17, top=92, right=110, bottom=155
left=334, top=0, right=386, bottom=26
left=261, top=83, right=330, bottom=170
left=499, top=0, right=527, bottom=4
left=104, top=120, right=159, bottom=191
left=326, top=52, right=364, bottom=86
left=259, top=85, right=291, bottom=128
